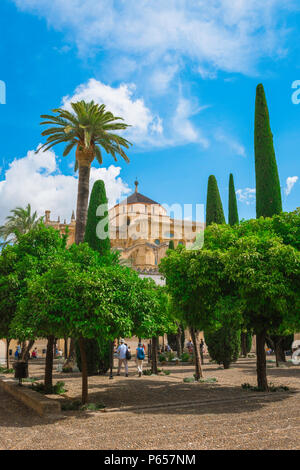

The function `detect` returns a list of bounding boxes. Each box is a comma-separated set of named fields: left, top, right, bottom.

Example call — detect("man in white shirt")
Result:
left=116, top=339, right=128, bottom=377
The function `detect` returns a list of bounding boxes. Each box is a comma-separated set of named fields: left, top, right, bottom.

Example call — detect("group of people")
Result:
left=115, top=339, right=146, bottom=377
left=186, top=338, right=205, bottom=362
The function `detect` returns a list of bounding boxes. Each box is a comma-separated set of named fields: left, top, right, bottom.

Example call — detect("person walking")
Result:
left=136, top=342, right=145, bottom=377
left=116, top=339, right=129, bottom=377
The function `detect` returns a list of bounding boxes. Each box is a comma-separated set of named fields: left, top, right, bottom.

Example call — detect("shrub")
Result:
left=206, top=324, right=240, bottom=369
left=75, top=338, right=109, bottom=376
left=180, top=352, right=190, bottom=362
left=32, top=381, right=67, bottom=395
left=158, top=353, right=167, bottom=362
left=242, top=382, right=289, bottom=392
left=183, top=377, right=195, bottom=383
left=0, top=366, right=14, bottom=374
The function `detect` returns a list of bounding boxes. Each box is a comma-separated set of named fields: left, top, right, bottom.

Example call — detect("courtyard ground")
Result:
left=0, top=356, right=299, bottom=450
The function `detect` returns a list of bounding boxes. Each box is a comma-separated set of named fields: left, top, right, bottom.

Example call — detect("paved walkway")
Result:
left=0, top=358, right=299, bottom=450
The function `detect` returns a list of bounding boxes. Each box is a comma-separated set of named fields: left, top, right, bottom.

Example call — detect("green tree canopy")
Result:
left=0, top=204, right=43, bottom=247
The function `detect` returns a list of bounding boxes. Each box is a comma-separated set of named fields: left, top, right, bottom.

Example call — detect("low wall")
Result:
left=0, top=377, right=61, bottom=417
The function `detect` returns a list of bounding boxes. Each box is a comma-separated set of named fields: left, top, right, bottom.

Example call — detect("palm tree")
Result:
left=38, top=101, right=131, bottom=244
left=0, top=204, right=42, bottom=247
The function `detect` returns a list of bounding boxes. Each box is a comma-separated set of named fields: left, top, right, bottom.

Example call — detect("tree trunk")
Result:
left=241, top=332, right=247, bottom=357
left=151, top=336, right=159, bottom=375
left=20, top=340, right=34, bottom=361
left=53, top=338, right=57, bottom=358
left=78, top=338, right=88, bottom=404
left=75, top=159, right=92, bottom=244
left=64, top=338, right=76, bottom=370
left=176, top=327, right=182, bottom=357
left=256, top=330, right=268, bottom=391
left=109, top=340, right=114, bottom=379
left=190, top=327, right=203, bottom=380
left=278, top=339, right=286, bottom=362
left=64, top=337, right=68, bottom=359
left=44, top=335, right=55, bottom=393
left=6, top=339, right=10, bottom=370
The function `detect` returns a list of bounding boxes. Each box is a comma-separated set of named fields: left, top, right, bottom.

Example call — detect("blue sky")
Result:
left=0, top=0, right=299, bottom=224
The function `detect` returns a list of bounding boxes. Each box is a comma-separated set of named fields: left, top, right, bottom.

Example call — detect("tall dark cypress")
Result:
left=206, top=175, right=225, bottom=226
left=84, top=180, right=110, bottom=255
left=228, top=173, right=239, bottom=226
left=254, top=84, right=282, bottom=218
left=77, top=180, right=111, bottom=376
left=168, top=240, right=175, bottom=250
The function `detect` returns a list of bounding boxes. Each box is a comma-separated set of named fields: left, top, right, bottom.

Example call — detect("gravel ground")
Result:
left=0, top=357, right=299, bottom=450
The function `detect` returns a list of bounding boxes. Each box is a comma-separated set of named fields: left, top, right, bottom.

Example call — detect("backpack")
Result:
left=137, top=347, right=145, bottom=360
left=126, top=348, right=131, bottom=360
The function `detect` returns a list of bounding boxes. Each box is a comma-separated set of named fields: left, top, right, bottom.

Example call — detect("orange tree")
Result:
left=133, top=284, right=177, bottom=374
left=201, top=219, right=300, bottom=390
left=12, top=257, right=168, bottom=403
left=159, top=247, right=229, bottom=380
left=0, top=224, right=68, bottom=368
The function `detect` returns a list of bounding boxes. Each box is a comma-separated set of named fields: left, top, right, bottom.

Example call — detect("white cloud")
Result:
left=62, top=79, right=209, bottom=148
left=62, top=79, right=163, bottom=147
left=236, top=187, right=256, bottom=205
left=214, top=130, right=246, bottom=157
left=0, top=147, right=130, bottom=225
left=285, top=176, right=298, bottom=196
left=149, top=65, right=179, bottom=94
left=13, top=0, right=294, bottom=76
left=170, top=98, right=209, bottom=148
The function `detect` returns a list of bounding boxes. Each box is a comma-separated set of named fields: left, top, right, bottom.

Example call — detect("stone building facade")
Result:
left=44, top=180, right=204, bottom=274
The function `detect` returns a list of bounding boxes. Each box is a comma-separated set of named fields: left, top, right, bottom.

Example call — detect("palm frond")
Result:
left=38, top=100, right=132, bottom=165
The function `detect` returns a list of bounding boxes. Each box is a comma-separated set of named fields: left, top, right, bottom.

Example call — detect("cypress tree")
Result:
left=77, top=179, right=111, bottom=375
left=206, top=175, right=225, bottom=226
left=84, top=180, right=110, bottom=255
left=228, top=173, right=239, bottom=226
left=168, top=240, right=175, bottom=250
left=254, top=84, right=282, bottom=218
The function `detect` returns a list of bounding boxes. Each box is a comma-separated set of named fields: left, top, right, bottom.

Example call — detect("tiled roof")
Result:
left=122, top=192, right=159, bottom=205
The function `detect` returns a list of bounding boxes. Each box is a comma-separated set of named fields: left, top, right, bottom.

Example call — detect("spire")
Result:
left=134, top=178, right=139, bottom=193
left=71, top=210, right=75, bottom=221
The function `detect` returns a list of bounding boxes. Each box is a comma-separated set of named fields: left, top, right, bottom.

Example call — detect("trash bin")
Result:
left=13, top=361, right=28, bottom=385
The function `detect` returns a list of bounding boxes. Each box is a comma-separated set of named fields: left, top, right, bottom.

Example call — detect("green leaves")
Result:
left=160, top=212, right=300, bottom=336
left=38, top=100, right=132, bottom=168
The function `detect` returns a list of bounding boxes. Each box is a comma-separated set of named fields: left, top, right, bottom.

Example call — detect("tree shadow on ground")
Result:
left=63, top=377, right=298, bottom=417
left=0, top=375, right=298, bottom=429
left=236, top=363, right=300, bottom=380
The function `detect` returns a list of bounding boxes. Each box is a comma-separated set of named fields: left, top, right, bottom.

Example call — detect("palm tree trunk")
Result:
left=79, top=337, right=88, bottom=405
left=75, top=161, right=91, bottom=244
left=190, top=327, right=203, bottom=381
